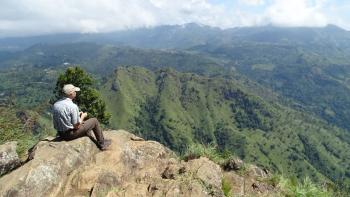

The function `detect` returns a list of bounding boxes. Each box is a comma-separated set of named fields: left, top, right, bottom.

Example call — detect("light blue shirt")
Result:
left=52, top=98, right=80, bottom=132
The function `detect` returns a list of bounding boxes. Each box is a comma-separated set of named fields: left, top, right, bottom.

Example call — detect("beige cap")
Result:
left=62, top=84, right=80, bottom=95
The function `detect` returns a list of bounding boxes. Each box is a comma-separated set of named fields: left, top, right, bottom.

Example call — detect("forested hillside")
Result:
left=101, top=66, right=350, bottom=187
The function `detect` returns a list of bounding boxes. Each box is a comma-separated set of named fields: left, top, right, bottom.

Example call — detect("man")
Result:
left=52, top=84, right=111, bottom=150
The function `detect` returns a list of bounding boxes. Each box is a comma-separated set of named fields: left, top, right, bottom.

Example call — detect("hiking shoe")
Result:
left=100, top=139, right=112, bottom=151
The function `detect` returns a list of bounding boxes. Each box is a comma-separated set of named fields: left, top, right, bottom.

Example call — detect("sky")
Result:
left=0, top=0, right=350, bottom=38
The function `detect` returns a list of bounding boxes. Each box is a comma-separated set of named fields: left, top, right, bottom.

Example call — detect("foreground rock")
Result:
left=0, top=141, right=21, bottom=176
left=222, top=165, right=276, bottom=196
left=0, top=130, right=224, bottom=197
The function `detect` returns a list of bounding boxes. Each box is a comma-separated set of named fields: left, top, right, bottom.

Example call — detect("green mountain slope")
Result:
left=101, top=66, right=350, bottom=187
left=195, top=40, right=350, bottom=131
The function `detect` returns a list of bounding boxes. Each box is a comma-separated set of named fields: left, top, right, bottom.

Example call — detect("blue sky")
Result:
left=0, top=0, right=349, bottom=37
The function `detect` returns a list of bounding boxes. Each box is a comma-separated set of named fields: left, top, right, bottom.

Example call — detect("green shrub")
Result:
left=279, top=176, right=333, bottom=197
left=182, top=143, right=222, bottom=163
left=265, top=174, right=281, bottom=187
left=52, top=66, right=111, bottom=124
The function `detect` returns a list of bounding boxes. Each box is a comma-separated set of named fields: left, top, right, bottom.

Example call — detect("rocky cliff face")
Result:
left=0, top=130, right=278, bottom=197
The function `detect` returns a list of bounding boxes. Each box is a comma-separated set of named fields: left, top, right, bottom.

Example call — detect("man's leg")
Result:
left=82, top=118, right=111, bottom=150
left=61, top=118, right=110, bottom=150
left=77, top=118, right=104, bottom=144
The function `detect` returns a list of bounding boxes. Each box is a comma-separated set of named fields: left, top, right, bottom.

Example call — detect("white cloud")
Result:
left=0, top=0, right=349, bottom=37
left=263, top=0, right=328, bottom=27
left=0, top=0, right=236, bottom=37
left=239, top=0, right=265, bottom=6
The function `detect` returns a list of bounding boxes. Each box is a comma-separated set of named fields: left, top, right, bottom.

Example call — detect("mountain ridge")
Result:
left=0, top=23, right=348, bottom=51
left=100, top=66, right=350, bottom=187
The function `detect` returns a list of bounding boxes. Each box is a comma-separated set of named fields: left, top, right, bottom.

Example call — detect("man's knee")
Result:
left=92, top=117, right=99, bottom=123
left=89, top=118, right=99, bottom=126
left=90, top=117, right=97, bottom=122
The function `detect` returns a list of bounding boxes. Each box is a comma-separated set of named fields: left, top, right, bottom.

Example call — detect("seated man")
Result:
left=52, top=84, right=111, bottom=150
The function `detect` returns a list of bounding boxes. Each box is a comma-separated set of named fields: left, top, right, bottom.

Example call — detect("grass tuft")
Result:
left=182, top=143, right=222, bottom=163
left=222, top=177, right=232, bottom=197
left=278, top=176, right=334, bottom=197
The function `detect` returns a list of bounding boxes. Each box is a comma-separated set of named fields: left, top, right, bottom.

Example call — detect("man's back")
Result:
left=53, top=98, right=80, bottom=132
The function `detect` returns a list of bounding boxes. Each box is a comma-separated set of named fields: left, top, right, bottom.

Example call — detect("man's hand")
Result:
left=80, top=112, right=88, bottom=118
left=74, top=112, right=88, bottom=129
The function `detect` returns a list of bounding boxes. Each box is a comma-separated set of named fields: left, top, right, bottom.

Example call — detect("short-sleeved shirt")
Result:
left=52, top=98, right=80, bottom=132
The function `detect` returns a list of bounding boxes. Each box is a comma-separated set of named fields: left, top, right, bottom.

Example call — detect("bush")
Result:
left=278, top=176, right=333, bottom=197
left=182, top=143, right=222, bottom=163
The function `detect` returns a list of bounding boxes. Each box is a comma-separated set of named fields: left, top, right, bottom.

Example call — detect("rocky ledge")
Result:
left=0, top=130, right=278, bottom=197
left=0, top=130, right=226, bottom=197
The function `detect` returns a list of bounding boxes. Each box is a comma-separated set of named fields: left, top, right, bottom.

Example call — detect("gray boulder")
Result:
left=0, top=141, right=21, bottom=176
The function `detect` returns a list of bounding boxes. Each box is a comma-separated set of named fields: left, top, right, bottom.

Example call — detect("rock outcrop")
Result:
left=0, top=130, right=280, bottom=196
left=0, top=130, right=225, bottom=197
left=222, top=164, right=276, bottom=197
left=0, top=141, right=21, bottom=176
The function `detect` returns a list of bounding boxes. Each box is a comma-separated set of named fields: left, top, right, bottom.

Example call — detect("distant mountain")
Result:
left=0, top=23, right=221, bottom=51
left=1, top=23, right=349, bottom=51
left=224, top=24, right=350, bottom=45
left=0, top=33, right=84, bottom=51
left=0, top=42, right=226, bottom=74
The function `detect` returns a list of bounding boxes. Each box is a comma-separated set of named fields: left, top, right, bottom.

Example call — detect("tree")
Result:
left=51, top=66, right=111, bottom=124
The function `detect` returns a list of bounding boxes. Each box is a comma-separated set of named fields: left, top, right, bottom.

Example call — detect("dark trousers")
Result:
left=59, top=118, right=104, bottom=144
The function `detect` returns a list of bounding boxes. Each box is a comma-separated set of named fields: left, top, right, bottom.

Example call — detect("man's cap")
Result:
left=62, top=84, right=80, bottom=95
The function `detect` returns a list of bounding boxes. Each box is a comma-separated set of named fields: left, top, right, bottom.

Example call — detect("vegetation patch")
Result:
left=221, top=177, right=232, bottom=197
